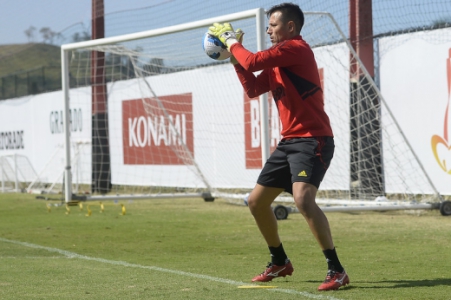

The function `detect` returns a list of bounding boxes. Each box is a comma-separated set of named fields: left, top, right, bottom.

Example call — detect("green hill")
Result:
left=0, top=43, right=60, bottom=76
left=0, top=42, right=180, bottom=100
left=0, top=43, right=61, bottom=99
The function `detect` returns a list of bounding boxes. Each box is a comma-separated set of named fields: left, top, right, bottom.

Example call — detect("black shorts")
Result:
left=257, top=137, right=334, bottom=193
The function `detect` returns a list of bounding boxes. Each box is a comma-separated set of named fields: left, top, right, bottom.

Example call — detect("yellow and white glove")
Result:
left=235, top=28, right=244, bottom=43
left=230, top=29, right=244, bottom=65
left=208, top=22, right=239, bottom=49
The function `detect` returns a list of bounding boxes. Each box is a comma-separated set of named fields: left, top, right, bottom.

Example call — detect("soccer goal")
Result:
left=0, top=154, right=39, bottom=193
left=60, top=8, right=442, bottom=209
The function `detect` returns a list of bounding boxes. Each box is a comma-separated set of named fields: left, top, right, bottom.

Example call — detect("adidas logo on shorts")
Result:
left=298, top=170, right=307, bottom=177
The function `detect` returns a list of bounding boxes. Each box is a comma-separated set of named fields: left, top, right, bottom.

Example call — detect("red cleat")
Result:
left=317, top=270, right=350, bottom=291
left=252, top=259, right=294, bottom=282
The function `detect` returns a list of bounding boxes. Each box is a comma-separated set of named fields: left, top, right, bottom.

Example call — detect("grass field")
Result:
left=0, top=193, right=450, bottom=300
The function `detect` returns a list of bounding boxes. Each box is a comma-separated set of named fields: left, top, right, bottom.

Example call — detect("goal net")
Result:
left=0, top=154, right=39, bottom=193
left=60, top=9, right=440, bottom=205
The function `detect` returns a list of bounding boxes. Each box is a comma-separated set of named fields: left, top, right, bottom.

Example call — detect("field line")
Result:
left=0, top=237, right=342, bottom=300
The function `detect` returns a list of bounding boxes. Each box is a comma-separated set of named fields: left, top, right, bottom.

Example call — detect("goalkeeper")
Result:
left=209, top=2, right=349, bottom=291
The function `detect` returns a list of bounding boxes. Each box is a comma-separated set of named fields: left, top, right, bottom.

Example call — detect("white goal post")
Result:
left=61, top=8, right=268, bottom=202
left=60, top=8, right=441, bottom=208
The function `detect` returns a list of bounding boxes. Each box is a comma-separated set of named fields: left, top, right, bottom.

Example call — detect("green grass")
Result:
left=0, top=193, right=450, bottom=300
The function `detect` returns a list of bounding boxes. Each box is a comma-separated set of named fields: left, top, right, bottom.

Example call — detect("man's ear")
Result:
left=288, top=21, right=295, bottom=33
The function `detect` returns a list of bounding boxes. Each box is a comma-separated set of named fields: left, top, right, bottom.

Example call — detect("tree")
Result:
left=72, top=31, right=91, bottom=42
left=24, top=26, right=36, bottom=43
left=144, top=58, right=165, bottom=75
left=39, top=27, right=57, bottom=44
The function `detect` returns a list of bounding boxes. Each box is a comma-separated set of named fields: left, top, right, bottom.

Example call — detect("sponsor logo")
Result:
left=298, top=170, right=307, bottom=177
left=0, top=131, right=24, bottom=150
left=267, top=267, right=286, bottom=277
left=431, top=49, right=451, bottom=174
left=244, top=92, right=280, bottom=169
left=122, top=94, right=194, bottom=165
left=49, top=108, right=83, bottom=134
left=335, top=273, right=347, bottom=284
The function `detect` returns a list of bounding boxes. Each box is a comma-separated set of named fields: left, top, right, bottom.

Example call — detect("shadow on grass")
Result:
left=330, top=278, right=451, bottom=289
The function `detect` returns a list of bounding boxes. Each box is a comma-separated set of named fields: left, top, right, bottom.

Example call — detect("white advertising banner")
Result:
left=314, top=43, right=351, bottom=190
left=2, top=34, right=449, bottom=195
left=0, top=91, right=91, bottom=185
left=105, top=65, right=263, bottom=189
left=0, top=44, right=351, bottom=191
left=379, top=28, right=451, bottom=194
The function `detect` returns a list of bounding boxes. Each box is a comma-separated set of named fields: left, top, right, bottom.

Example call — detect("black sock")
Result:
left=269, top=243, right=288, bottom=266
left=322, top=248, right=344, bottom=272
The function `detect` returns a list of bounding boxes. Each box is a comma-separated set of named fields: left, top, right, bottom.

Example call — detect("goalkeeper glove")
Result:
left=208, top=22, right=239, bottom=49
left=235, top=28, right=244, bottom=43
left=230, top=29, right=244, bottom=65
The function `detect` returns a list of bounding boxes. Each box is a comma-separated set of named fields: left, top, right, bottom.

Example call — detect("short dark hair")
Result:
left=267, top=2, right=305, bottom=33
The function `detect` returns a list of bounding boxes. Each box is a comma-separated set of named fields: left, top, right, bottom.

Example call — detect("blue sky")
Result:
left=0, top=0, right=163, bottom=45
left=1, top=0, right=450, bottom=45
left=0, top=0, right=345, bottom=45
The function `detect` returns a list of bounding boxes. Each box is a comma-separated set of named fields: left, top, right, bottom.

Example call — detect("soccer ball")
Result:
left=202, top=33, right=231, bottom=61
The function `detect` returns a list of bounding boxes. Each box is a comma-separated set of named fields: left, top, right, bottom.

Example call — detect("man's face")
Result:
left=267, top=11, right=292, bottom=45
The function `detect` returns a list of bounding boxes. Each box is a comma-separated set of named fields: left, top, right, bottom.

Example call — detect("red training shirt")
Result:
left=230, top=35, right=333, bottom=139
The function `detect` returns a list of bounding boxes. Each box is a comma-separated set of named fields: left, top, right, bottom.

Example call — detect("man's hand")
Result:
left=208, top=22, right=238, bottom=49
left=235, top=28, right=244, bottom=43
left=230, top=29, right=244, bottom=65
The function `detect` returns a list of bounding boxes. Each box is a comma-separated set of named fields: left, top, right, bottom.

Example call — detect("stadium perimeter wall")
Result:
left=0, top=28, right=450, bottom=195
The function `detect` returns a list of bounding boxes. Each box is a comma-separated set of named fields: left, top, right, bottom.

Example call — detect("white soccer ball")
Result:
left=202, top=33, right=231, bottom=61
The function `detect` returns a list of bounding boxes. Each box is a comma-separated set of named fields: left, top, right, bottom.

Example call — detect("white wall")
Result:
left=2, top=30, right=450, bottom=196
left=379, top=27, right=451, bottom=194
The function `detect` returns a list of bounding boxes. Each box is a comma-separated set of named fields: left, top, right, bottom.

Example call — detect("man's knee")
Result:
left=246, top=194, right=257, bottom=211
left=247, top=185, right=283, bottom=215
left=293, top=182, right=318, bottom=215
left=247, top=194, right=268, bottom=215
left=295, top=196, right=317, bottom=215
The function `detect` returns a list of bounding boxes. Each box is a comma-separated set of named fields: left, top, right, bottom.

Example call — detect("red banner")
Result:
left=122, top=93, right=194, bottom=165
left=244, top=92, right=278, bottom=169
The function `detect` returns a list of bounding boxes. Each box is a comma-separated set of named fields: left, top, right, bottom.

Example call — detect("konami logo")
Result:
left=122, top=93, right=194, bottom=165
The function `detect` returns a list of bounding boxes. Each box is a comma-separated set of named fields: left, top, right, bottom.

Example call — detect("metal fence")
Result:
left=0, top=66, right=61, bottom=100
